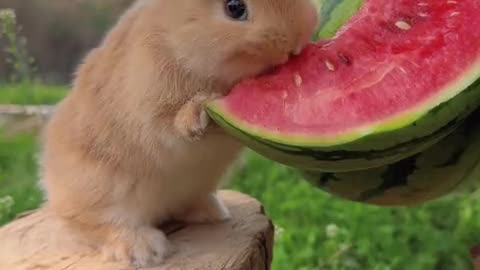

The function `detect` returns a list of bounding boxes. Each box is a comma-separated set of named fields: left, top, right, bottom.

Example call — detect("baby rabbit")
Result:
left=40, top=0, right=318, bottom=267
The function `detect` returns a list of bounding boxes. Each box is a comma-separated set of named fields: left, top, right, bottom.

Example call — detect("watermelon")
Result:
left=301, top=107, right=480, bottom=206
left=207, top=0, right=480, bottom=172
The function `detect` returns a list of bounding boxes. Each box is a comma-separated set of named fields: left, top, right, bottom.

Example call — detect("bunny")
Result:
left=39, top=0, right=318, bottom=267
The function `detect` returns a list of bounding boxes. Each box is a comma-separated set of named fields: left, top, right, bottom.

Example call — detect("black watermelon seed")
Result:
left=338, top=52, right=352, bottom=65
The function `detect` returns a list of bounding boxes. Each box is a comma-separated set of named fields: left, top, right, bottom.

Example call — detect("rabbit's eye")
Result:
left=225, top=0, right=248, bottom=21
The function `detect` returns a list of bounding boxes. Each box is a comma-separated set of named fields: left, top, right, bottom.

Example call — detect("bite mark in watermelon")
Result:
left=207, top=0, right=480, bottom=172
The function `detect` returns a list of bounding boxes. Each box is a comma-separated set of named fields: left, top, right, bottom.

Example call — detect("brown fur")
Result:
left=39, top=0, right=318, bottom=267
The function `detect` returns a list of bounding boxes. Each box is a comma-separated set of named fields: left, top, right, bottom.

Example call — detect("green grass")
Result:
left=230, top=153, right=480, bottom=270
left=0, top=83, right=67, bottom=104
left=0, top=85, right=480, bottom=269
left=0, top=82, right=63, bottom=224
left=0, top=132, right=43, bottom=224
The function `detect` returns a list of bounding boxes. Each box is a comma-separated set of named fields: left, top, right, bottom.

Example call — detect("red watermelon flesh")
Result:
left=211, top=0, right=480, bottom=145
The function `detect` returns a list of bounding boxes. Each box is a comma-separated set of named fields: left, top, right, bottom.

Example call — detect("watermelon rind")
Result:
left=300, top=106, right=480, bottom=206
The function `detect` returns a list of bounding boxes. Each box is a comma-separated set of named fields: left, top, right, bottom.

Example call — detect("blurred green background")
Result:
left=1, top=1, right=480, bottom=270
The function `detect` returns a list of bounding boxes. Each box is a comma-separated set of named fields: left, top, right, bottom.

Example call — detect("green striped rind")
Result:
left=209, top=106, right=462, bottom=172
left=300, top=107, right=480, bottom=206
left=208, top=78, right=480, bottom=172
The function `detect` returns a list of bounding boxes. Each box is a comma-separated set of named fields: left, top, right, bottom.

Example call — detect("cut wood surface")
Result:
left=0, top=104, right=55, bottom=135
left=0, top=104, right=55, bottom=115
left=0, top=190, right=274, bottom=270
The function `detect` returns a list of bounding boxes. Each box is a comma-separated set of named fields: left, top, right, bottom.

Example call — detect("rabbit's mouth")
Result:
left=258, top=52, right=298, bottom=77
left=258, top=65, right=281, bottom=77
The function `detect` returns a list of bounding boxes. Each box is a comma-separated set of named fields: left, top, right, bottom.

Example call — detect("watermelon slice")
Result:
left=207, top=0, right=480, bottom=172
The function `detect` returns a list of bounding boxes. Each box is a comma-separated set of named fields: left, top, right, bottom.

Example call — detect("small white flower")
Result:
left=0, top=195, right=14, bottom=210
left=325, top=223, right=339, bottom=238
left=274, top=224, right=285, bottom=238
left=0, top=9, right=16, bottom=22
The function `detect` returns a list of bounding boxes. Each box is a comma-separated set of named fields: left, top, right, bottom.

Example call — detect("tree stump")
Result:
left=0, top=190, right=274, bottom=270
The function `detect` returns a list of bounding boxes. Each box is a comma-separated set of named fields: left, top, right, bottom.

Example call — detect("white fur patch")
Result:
left=199, top=110, right=209, bottom=130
